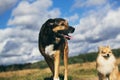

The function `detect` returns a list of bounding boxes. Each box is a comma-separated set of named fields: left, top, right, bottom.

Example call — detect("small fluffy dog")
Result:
left=38, top=18, right=75, bottom=80
left=96, top=46, right=120, bottom=80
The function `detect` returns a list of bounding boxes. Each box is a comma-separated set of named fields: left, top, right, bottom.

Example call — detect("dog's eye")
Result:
left=101, top=51, right=105, bottom=54
left=61, top=23, right=64, bottom=26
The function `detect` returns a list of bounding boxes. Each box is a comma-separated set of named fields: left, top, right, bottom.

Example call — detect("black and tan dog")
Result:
left=38, top=18, right=75, bottom=80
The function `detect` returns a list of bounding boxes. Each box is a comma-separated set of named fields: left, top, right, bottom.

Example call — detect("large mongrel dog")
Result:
left=38, top=18, right=75, bottom=80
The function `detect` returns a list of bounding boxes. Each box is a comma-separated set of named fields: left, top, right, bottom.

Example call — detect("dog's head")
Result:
left=98, top=46, right=113, bottom=59
left=43, top=18, right=75, bottom=40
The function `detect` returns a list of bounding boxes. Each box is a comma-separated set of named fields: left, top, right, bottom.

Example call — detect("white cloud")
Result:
left=85, top=0, right=107, bottom=6
left=0, top=0, right=17, bottom=14
left=0, top=27, right=42, bottom=65
left=65, top=13, right=79, bottom=24
left=72, top=0, right=107, bottom=9
left=8, top=0, right=60, bottom=30
left=102, top=8, right=120, bottom=27
left=116, top=35, right=120, bottom=41
left=69, top=5, right=120, bottom=55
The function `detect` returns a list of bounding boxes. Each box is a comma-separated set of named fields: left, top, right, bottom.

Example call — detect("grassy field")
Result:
left=0, top=58, right=120, bottom=80
left=0, top=62, right=98, bottom=80
left=0, top=48, right=120, bottom=80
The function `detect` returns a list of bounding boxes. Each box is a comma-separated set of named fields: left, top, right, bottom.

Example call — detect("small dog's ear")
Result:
left=98, top=46, right=102, bottom=51
left=107, top=45, right=110, bottom=48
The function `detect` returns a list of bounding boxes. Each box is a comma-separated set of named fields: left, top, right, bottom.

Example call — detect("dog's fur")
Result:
left=38, top=18, right=75, bottom=80
left=96, top=46, right=120, bottom=80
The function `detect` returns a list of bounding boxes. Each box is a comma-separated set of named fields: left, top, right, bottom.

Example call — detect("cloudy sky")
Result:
left=0, top=0, right=120, bottom=65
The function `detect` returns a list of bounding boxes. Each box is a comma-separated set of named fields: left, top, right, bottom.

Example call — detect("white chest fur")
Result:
left=45, top=44, right=56, bottom=56
left=97, top=55, right=116, bottom=75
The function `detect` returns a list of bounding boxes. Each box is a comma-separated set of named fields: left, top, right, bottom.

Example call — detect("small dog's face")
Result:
left=46, top=18, right=75, bottom=40
left=98, top=46, right=113, bottom=59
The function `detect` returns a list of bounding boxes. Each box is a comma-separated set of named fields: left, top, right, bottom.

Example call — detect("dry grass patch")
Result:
left=0, top=59, right=119, bottom=80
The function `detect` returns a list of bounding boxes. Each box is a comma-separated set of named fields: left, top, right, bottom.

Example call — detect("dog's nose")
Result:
left=107, top=54, right=110, bottom=57
left=68, top=26, right=75, bottom=33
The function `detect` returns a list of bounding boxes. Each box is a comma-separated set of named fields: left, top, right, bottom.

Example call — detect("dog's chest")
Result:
left=45, top=44, right=56, bottom=56
left=97, top=55, right=116, bottom=75
left=44, top=37, right=65, bottom=56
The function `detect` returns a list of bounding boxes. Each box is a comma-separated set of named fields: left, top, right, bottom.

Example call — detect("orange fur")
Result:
left=110, top=66, right=120, bottom=80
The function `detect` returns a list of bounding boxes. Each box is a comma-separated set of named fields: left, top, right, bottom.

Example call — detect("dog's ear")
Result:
left=107, top=45, right=110, bottom=49
left=45, top=19, right=55, bottom=26
left=40, top=19, right=55, bottom=35
left=98, top=46, right=102, bottom=52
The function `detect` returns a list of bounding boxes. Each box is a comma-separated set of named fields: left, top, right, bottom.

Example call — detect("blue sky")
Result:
left=0, top=0, right=120, bottom=65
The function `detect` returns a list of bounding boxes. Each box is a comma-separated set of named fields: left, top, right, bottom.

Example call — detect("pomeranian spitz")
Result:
left=96, top=46, right=120, bottom=80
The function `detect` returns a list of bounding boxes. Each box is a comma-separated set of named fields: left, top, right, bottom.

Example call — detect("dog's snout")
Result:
left=68, top=26, right=75, bottom=33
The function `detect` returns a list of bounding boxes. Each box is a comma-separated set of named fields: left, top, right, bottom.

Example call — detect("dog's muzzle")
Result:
left=68, top=26, right=75, bottom=33
left=58, top=26, right=75, bottom=40
left=103, top=54, right=110, bottom=59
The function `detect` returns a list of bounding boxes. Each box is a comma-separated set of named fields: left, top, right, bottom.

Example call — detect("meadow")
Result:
left=0, top=62, right=98, bottom=80
left=0, top=48, right=120, bottom=80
